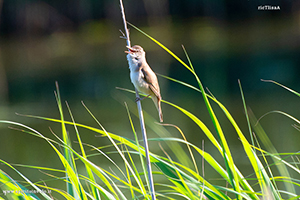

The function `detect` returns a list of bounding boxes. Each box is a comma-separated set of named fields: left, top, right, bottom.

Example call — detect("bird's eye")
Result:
left=134, top=57, right=138, bottom=60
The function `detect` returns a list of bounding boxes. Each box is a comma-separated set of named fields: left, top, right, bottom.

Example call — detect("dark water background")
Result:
left=0, top=0, right=299, bottom=198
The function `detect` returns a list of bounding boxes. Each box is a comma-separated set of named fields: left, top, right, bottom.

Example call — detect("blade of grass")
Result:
left=250, top=110, right=297, bottom=197
left=261, top=79, right=300, bottom=98
left=81, top=101, right=148, bottom=199
left=124, top=102, right=149, bottom=198
left=0, top=159, right=52, bottom=200
left=238, top=80, right=255, bottom=149
left=127, top=24, right=240, bottom=197
left=117, top=86, right=258, bottom=199
left=54, top=82, right=79, bottom=199
left=0, top=120, right=88, bottom=200
left=154, top=75, right=263, bottom=199
left=65, top=101, right=100, bottom=200
left=159, top=143, right=196, bottom=200
left=114, top=91, right=196, bottom=170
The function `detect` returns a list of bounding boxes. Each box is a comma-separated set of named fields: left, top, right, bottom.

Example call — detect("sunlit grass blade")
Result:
left=128, top=24, right=241, bottom=197
left=160, top=145, right=196, bottom=200
left=42, top=133, right=88, bottom=200
left=81, top=101, right=149, bottom=198
left=75, top=140, right=148, bottom=198
left=238, top=80, right=255, bottom=149
left=180, top=96, right=257, bottom=198
left=54, top=82, right=79, bottom=198
left=117, top=86, right=258, bottom=198
left=156, top=74, right=267, bottom=199
left=128, top=22, right=193, bottom=74
left=123, top=145, right=137, bottom=199
left=33, top=184, right=76, bottom=200
left=0, top=169, right=38, bottom=200
left=245, top=113, right=281, bottom=199
left=261, top=79, right=300, bottom=97
left=143, top=137, right=231, bottom=199
left=251, top=144, right=300, bottom=187
left=114, top=91, right=197, bottom=171
left=180, top=47, right=240, bottom=199
left=162, top=101, right=240, bottom=198
left=11, top=113, right=229, bottom=199
left=124, top=102, right=149, bottom=198
left=250, top=145, right=300, bottom=198
left=0, top=159, right=52, bottom=200
left=0, top=120, right=88, bottom=200
left=65, top=101, right=100, bottom=200
left=1, top=119, right=138, bottom=199
left=181, top=45, right=195, bottom=72
left=250, top=110, right=297, bottom=197
left=157, top=74, right=200, bottom=92
left=161, top=124, right=200, bottom=183
left=237, top=81, right=275, bottom=197
left=201, top=87, right=284, bottom=199
left=4, top=70, right=299, bottom=199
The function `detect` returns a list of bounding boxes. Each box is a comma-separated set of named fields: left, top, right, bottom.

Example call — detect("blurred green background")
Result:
left=0, top=0, right=299, bottom=194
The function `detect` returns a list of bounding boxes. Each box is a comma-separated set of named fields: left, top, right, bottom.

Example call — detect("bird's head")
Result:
left=125, top=45, right=146, bottom=63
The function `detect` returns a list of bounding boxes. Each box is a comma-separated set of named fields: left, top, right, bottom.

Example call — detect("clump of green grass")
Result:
left=0, top=29, right=300, bottom=200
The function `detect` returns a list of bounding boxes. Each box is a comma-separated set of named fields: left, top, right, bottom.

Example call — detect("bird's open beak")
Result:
left=125, top=46, right=137, bottom=54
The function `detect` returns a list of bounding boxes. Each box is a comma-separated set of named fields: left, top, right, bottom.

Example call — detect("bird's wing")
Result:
left=141, top=67, right=161, bottom=99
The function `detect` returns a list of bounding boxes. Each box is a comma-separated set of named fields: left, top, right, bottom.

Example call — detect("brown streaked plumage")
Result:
left=125, top=45, right=163, bottom=122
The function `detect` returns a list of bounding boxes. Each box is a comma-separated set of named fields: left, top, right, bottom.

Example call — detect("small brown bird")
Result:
left=125, top=45, right=163, bottom=122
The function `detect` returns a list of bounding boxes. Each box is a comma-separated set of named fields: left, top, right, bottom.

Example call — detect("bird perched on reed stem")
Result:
left=125, top=45, right=163, bottom=122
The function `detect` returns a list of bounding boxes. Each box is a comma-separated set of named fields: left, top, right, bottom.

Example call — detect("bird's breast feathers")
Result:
left=127, top=52, right=158, bottom=96
left=130, top=70, right=150, bottom=95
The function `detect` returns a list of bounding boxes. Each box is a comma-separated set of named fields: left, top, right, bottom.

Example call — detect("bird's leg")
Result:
left=135, top=94, right=151, bottom=102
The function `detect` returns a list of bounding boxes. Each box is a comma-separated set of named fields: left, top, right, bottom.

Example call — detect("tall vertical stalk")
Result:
left=119, top=1, right=156, bottom=199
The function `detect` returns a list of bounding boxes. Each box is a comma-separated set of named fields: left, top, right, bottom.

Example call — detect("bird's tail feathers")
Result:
left=152, top=96, right=163, bottom=122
